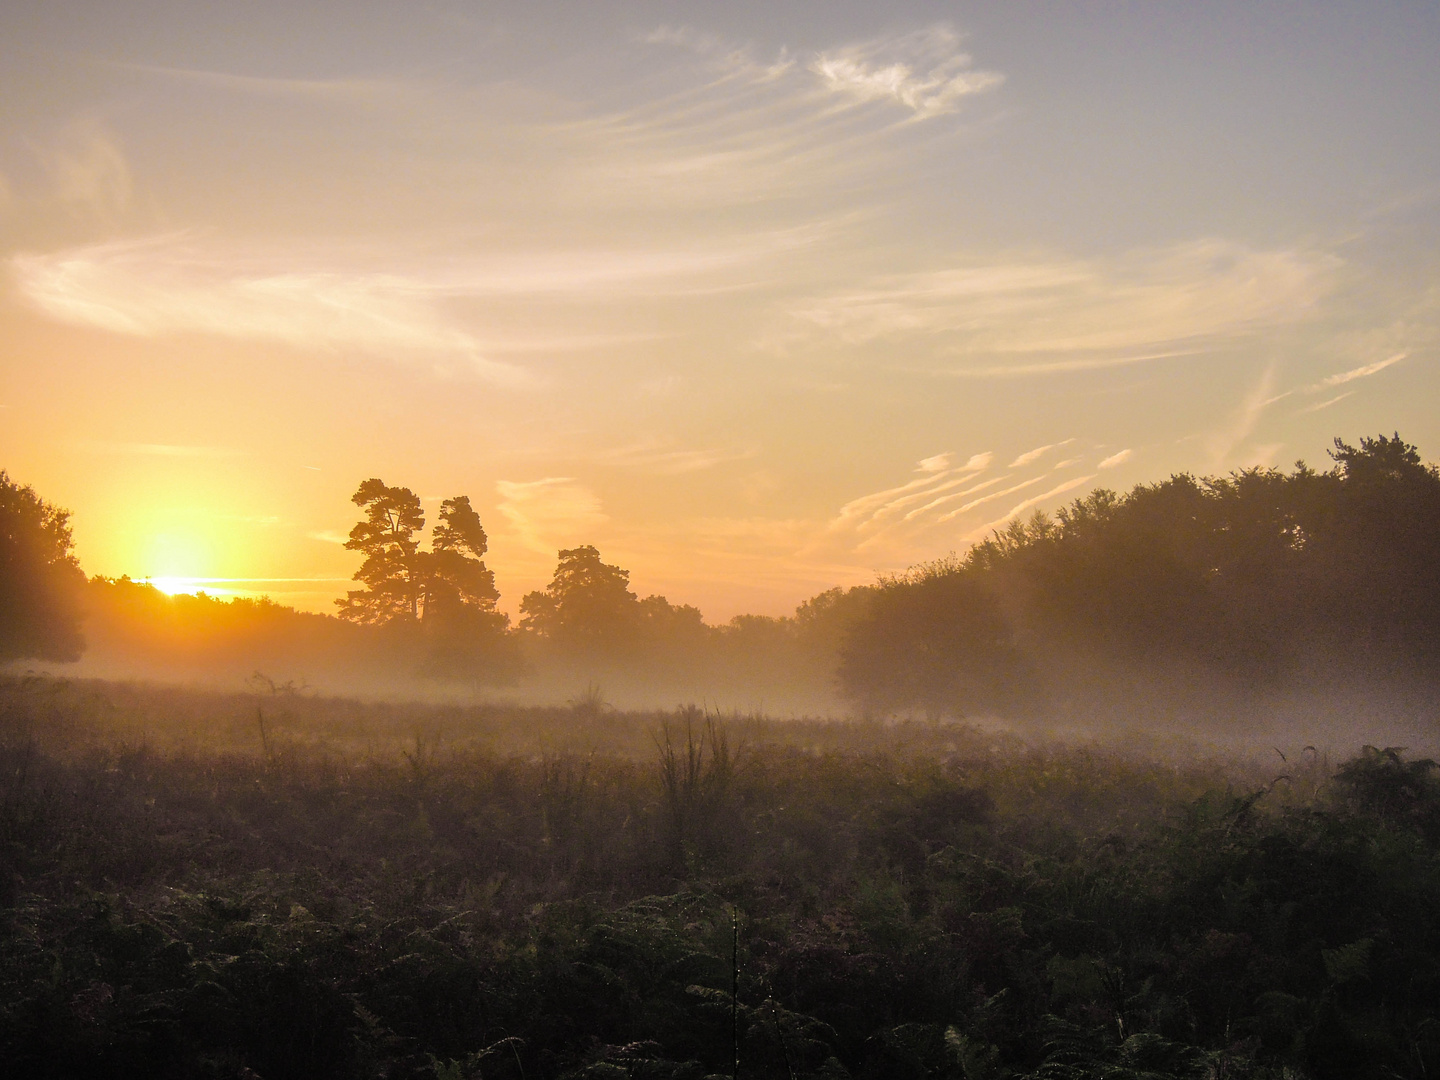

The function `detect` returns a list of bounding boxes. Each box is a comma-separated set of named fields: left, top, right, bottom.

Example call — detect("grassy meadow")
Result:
left=2, top=675, right=1437, bottom=1079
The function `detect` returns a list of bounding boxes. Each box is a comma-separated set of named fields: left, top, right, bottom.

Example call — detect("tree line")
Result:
left=322, top=478, right=873, bottom=696
left=839, top=434, right=1440, bottom=722
left=6, top=434, right=1440, bottom=722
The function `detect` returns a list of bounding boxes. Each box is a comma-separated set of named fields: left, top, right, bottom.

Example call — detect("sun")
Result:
left=148, top=575, right=206, bottom=596
left=144, top=532, right=215, bottom=596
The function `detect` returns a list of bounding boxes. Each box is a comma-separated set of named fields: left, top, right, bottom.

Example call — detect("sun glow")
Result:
left=141, top=531, right=218, bottom=596
left=147, top=575, right=208, bottom=596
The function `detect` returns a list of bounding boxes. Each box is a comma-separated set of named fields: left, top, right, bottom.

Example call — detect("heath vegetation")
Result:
left=1, top=677, right=1438, bottom=1078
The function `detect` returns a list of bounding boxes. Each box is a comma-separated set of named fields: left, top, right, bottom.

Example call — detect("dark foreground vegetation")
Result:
left=4, top=677, right=1440, bottom=1079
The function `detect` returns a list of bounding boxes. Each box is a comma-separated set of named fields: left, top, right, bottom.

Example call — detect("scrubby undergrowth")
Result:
left=2, top=676, right=1438, bottom=1079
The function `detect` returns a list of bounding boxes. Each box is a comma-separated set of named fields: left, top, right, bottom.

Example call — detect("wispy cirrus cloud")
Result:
left=899, top=476, right=1006, bottom=523
left=596, top=440, right=757, bottom=475
left=933, top=474, right=1051, bottom=524
left=1205, top=364, right=1280, bottom=465
left=119, top=62, right=411, bottom=104
left=824, top=441, right=1128, bottom=563
left=810, top=26, right=1004, bottom=119
left=1239, top=350, right=1408, bottom=423
left=9, top=230, right=803, bottom=382
left=783, top=240, right=1340, bottom=374
left=964, top=475, right=1097, bottom=542
left=830, top=451, right=992, bottom=532
left=13, top=235, right=524, bottom=382
left=1298, top=391, right=1354, bottom=414
left=1316, top=351, right=1406, bottom=388
left=569, top=24, right=1003, bottom=209
left=1008, top=440, right=1073, bottom=468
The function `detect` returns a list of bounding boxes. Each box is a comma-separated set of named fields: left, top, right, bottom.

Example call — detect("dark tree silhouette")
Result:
left=420, top=495, right=501, bottom=620
left=838, top=558, right=1033, bottom=719
left=520, top=545, right=641, bottom=651
left=0, top=471, right=87, bottom=662
left=838, top=433, right=1440, bottom=720
left=1317, top=433, right=1440, bottom=667
left=336, top=479, right=426, bottom=624
left=337, top=480, right=514, bottom=682
left=416, top=496, right=514, bottom=681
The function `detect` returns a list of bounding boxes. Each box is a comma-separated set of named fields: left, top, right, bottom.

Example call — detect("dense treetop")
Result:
left=0, top=471, right=86, bottom=663
left=840, top=434, right=1440, bottom=721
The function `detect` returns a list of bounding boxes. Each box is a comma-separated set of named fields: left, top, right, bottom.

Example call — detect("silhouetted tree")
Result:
left=792, top=585, right=876, bottom=664
left=517, top=546, right=718, bottom=673
left=839, top=433, right=1440, bottom=720
left=520, top=545, right=641, bottom=652
left=416, top=496, right=515, bottom=681
left=839, top=559, right=1034, bottom=719
left=336, top=479, right=426, bottom=624
left=1315, top=433, right=1440, bottom=668
left=0, top=471, right=86, bottom=662
left=337, top=480, right=515, bottom=682
left=420, top=495, right=501, bottom=619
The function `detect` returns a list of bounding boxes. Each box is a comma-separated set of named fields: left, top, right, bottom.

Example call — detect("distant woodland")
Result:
left=6, top=433, right=1440, bottom=724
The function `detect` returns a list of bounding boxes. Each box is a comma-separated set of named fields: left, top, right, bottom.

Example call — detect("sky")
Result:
left=1, top=0, right=1438, bottom=620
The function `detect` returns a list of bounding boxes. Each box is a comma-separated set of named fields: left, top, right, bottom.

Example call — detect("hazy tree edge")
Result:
left=8, top=433, right=1440, bottom=722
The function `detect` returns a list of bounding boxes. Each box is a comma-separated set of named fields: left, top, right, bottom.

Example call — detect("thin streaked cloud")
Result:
left=1008, top=440, right=1072, bottom=468
left=1317, top=352, right=1406, bottom=388
left=1205, top=365, right=1281, bottom=465
left=1097, top=449, right=1133, bottom=469
left=783, top=241, right=1341, bottom=373
left=810, top=26, right=1004, bottom=119
left=119, top=62, right=412, bottom=104
left=595, top=440, right=757, bottom=475
left=32, top=119, right=132, bottom=217
left=9, top=229, right=810, bottom=383
left=1298, top=391, right=1355, bottom=414
left=899, top=475, right=1006, bottom=522
left=847, top=469, right=995, bottom=531
left=831, top=451, right=991, bottom=530
left=567, top=24, right=1003, bottom=210
left=14, top=236, right=523, bottom=384
left=935, top=474, right=1050, bottom=523
left=965, top=475, right=1096, bottom=541
left=824, top=441, right=1121, bottom=563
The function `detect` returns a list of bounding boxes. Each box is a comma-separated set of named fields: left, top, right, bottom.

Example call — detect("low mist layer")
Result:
left=8, top=433, right=1440, bottom=744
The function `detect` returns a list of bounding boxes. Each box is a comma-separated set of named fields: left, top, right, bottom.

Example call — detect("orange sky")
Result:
left=2, top=2, right=1438, bottom=620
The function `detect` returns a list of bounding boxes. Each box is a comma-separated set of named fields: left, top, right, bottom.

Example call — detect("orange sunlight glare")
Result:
left=142, top=532, right=216, bottom=596
left=147, top=576, right=207, bottom=597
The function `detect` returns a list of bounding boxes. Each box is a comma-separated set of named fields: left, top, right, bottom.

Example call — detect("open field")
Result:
left=3, top=675, right=1437, bottom=1079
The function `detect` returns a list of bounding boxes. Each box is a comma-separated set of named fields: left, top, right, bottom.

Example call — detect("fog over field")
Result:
left=5, top=2, right=1440, bottom=1077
